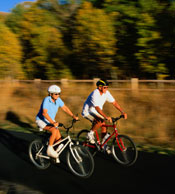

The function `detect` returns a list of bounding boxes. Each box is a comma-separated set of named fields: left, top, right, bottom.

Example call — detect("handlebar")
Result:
left=58, top=115, right=123, bottom=132
left=59, top=119, right=79, bottom=134
left=112, top=115, right=124, bottom=123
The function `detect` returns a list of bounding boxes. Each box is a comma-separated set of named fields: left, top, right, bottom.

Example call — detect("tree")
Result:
left=155, top=1, right=175, bottom=79
left=0, top=22, right=23, bottom=79
left=103, top=0, right=170, bottom=79
left=82, top=0, right=105, bottom=8
left=135, top=0, right=168, bottom=79
left=17, top=5, right=72, bottom=79
left=5, top=3, right=30, bottom=34
left=0, top=12, right=9, bottom=23
left=72, top=1, right=116, bottom=78
left=36, top=0, right=80, bottom=22
left=103, top=0, right=140, bottom=78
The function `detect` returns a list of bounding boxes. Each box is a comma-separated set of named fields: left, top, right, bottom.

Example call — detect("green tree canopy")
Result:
left=2, top=0, right=175, bottom=80
left=135, top=0, right=168, bottom=79
left=103, top=0, right=140, bottom=78
left=72, top=1, right=116, bottom=78
left=0, top=22, right=23, bottom=79
left=16, top=5, right=72, bottom=79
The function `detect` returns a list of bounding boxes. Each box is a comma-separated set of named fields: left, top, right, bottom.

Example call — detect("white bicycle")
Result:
left=29, top=119, right=94, bottom=178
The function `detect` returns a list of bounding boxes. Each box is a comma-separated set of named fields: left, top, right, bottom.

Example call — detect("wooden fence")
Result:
left=1, top=78, right=175, bottom=91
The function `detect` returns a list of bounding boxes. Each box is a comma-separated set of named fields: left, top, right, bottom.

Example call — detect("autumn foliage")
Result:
left=0, top=0, right=175, bottom=80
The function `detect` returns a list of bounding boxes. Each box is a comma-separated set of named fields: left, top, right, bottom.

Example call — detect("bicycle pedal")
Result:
left=55, top=158, right=60, bottom=163
left=106, top=149, right=112, bottom=154
left=76, top=141, right=79, bottom=145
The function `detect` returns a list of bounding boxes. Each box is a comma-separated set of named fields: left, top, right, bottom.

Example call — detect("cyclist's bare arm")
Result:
left=61, top=105, right=79, bottom=120
left=95, top=106, right=112, bottom=123
left=42, top=109, right=59, bottom=127
left=112, top=101, right=127, bottom=119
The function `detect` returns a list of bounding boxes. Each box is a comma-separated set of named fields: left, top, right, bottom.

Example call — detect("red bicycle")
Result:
left=77, top=115, right=138, bottom=166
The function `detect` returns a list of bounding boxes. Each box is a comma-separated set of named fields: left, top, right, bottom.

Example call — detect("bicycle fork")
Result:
left=115, top=132, right=126, bottom=152
left=69, top=142, right=83, bottom=163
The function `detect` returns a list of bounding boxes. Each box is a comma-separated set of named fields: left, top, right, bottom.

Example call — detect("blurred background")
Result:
left=0, top=0, right=175, bottom=152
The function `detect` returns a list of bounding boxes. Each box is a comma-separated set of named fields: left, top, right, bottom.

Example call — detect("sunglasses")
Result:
left=103, top=86, right=108, bottom=89
left=52, top=93, right=61, bottom=95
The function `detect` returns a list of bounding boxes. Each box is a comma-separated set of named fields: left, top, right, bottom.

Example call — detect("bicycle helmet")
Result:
left=48, top=85, right=61, bottom=93
left=96, top=79, right=109, bottom=87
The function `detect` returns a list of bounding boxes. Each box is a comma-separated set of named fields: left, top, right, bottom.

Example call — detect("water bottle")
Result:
left=102, top=133, right=111, bottom=154
left=102, top=133, right=110, bottom=144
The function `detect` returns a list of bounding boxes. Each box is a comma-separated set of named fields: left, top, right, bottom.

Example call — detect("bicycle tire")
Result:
left=112, top=135, right=138, bottom=166
left=29, top=139, right=51, bottom=170
left=77, top=129, right=98, bottom=157
left=66, top=145, right=94, bottom=178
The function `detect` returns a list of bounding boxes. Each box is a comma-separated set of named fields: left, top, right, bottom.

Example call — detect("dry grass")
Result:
left=0, top=81, right=175, bottom=148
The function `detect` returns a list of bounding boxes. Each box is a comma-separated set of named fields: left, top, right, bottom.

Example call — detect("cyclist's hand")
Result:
left=106, top=116, right=112, bottom=123
left=73, top=115, right=79, bottom=121
left=122, top=112, right=127, bottom=119
left=53, top=122, right=59, bottom=127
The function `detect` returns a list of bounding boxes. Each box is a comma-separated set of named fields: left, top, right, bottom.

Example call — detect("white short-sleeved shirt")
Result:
left=82, top=89, right=115, bottom=118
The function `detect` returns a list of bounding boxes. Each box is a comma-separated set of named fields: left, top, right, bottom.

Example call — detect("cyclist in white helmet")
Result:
left=36, top=85, right=78, bottom=160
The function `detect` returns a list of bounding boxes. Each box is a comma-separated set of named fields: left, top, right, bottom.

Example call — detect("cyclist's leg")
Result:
left=44, top=125, right=58, bottom=145
left=55, top=129, right=61, bottom=142
left=101, top=121, right=107, bottom=139
left=91, top=120, right=102, bottom=131
left=36, top=120, right=59, bottom=158
left=84, top=113, right=104, bottom=143
left=89, top=117, right=104, bottom=143
left=92, top=116, right=106, bottom=138
left=88, top=112, right=104, bottom=132
left=43, top=126, right=60, bottom=158
left=54, top=130, right=64, bottom=153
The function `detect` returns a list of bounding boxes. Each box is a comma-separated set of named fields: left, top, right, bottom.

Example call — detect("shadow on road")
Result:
left=0, top=128, right=31, bottom=163
left=0, top=123, right=175, bottom=193
left=6, top=111, right=33, bottom=129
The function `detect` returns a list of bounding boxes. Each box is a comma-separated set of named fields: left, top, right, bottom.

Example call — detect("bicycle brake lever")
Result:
left=120, top=115, right=125, bottom=119
left=112, top=115, right=124, bottom=123
left=73, top=119, right=80, bottom=123
left=58, top=123, right=64, bottom=127
left=112, top=117, right=116, bottom=123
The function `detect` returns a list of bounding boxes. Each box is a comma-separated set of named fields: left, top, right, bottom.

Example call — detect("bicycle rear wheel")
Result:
left=67, top=145, right=94, bottom=178
left=77, top=129, right=97, bottom=156
left=29, top=139, right=51, bottom=170
left=112, top=135, right=138, bottom=166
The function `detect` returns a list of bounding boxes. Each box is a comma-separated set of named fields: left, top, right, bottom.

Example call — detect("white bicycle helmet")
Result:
left=48, top=85, right=61, bottom=93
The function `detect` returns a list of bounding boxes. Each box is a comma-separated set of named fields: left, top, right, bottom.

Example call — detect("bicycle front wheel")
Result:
left=112, top=135, right=138, bottom=166
left=67, top=145, right=94, bottom=178
left=29, top=139, right=51, bottom=170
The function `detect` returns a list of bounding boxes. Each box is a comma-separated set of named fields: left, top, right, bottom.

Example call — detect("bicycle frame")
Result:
left=37, top=135, right=82, bottom=163
left=86, top=122, right=126, bottom=152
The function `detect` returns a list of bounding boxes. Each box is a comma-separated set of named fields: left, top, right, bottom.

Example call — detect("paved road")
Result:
left=0, top=129, right=174, bottom=194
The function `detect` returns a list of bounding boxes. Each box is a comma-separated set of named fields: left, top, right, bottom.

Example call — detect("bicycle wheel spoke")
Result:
left=29, top=139, right=51, bottom=170
left=121, top=150, right=129, bottom=163
left=112, top=135, right=138, bottom=166
left=77, top=162, right=86, bottom=175
left=67, top=145, right=94, bottom=178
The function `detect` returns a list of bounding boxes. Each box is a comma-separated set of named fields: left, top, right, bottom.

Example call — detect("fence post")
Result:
left=131, top=78, right=139, bottom=90
left=61, top=78, right=68, bottom=87
left=157, top=81, right=164, bottom=89
left=34, top=79, right=41, bottom=90
left=93, top=78, right=99, bottom=87
left=34, top=79, right=41, bottom=83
